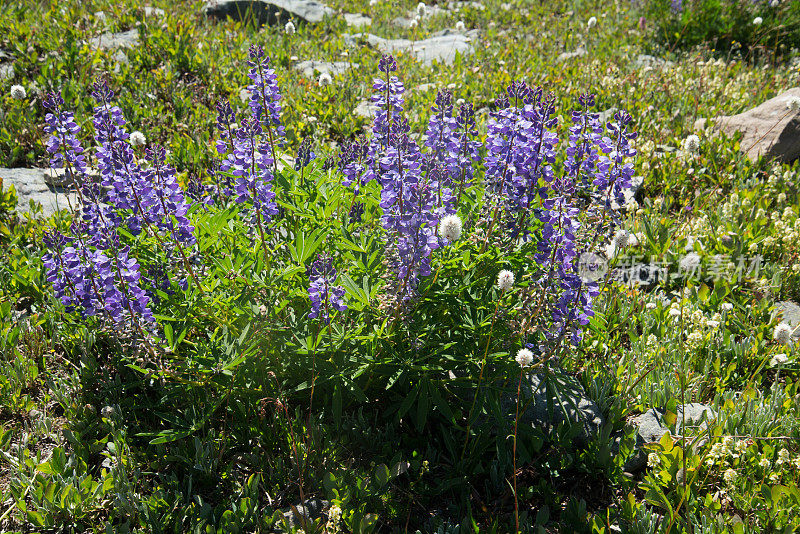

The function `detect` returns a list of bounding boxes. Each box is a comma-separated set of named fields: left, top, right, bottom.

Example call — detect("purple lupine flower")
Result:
left=671, top=0, right=683, bottom=14
left=146, top=146, right=196, bottom=244
left=339, top=139, right=369, bottom=190
left=448, top=103, right=482, bottom=206
left=246, top=45, right=284, bottom=152
left=370, top=55, right=405, bottom=152
left=294, top=137, right=315, bottom=171
left=485, top=82, right=557, bottom=237
left=424, top=89, right=457, bottom=167
left=594, top=110, right=638, bottom=211
left=220, top=118, right=279, bottom=224
left=42, top=91, right=88, bottom=178
left=215, top=98, right=237, bottom=156
left=308, top=255, right=347, bottom=323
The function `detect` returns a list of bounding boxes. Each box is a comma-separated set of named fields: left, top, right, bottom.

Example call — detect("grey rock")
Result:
left=143, top=6, right=165, bottom=17
left=353, top=99, right=379, bottom=120
left=0, top=63, right=12, bottom=81
left=510, top=373, right=604, bottom=446
left=89, top=29, right=140, bottom=50
left=624, top=403, right=716, bottom=472
left=203, top=0, right=333, bottom=25
left=343, top=12, right=371, bottom=27
left=556, top=46, right=586, bottom=63
left=634, top=54, right=673, bottom=70
left=344, top=32, right=475, bottom=66
left=698, top=88, right=800, bottom=163
left=1, top=168, right=79, bottom=217
left=279, top=498, right=329, bottom=531
left=292, top=60, right=357, bottom=78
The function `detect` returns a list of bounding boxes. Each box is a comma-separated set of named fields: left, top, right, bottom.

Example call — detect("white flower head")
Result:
left=409, top=18, right=419, bottom=28
left=613, top=228, right=629, bottom=248
left=285, top=21, right=296, bottom=35
left=587, top=16, right=597, bottom=29
left=455, top=20, right=466, bottom=32
left=369, top=0, right=379, bottom=5
left=759, top=457, right=770, bottom=469
left=130, top=131, right=146, bottom=147
left=318, top=72, right=333, bottom=86
left=416, top=2, right=428, bottom=17
left=786, top=96, right=800, bottom=112
left=645, top=302, right=657, bottom=310
left=723, top=468, right=736, bottom=486
left=101, top=405, right=115, bottom=418
left=515, top=348, right=533, bottom=368
left=10, top=84, right=26, bottom=100
left=753, top=16, right=763, bottom=25
left=770, top=0, right=779, bottom=6
left=774, top=322, right=793, bottom=345
left=770, top=353, right=789, bottom=366
left=497, top=269, right=515, bottom=291
left=438, top=214, right=463, bottom=242
left=683, top=134, right=700, bottom=154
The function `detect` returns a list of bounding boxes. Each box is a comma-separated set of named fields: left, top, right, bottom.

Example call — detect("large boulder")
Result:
left=203, top=0, right=332, bottom=25
left=89, top=29, right=140, bottom=50
left=344, top=30, right=477, bottom=66
left=292, top=60, right=357, bottom=79
left=0, top=168, right=79, bottom=217
left=697, top=88, right=800, bottom=163
left=504, top=372, right=605, bottom=446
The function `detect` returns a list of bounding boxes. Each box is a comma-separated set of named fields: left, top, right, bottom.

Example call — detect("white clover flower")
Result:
left=10, top=84, right=26, bottom=100
left=318, top=72, right=333, bottom=86
left=497, top=270, right=515, bottom=291
left=455, top=20, right=466, bottom=32
left=613, top=229, right=629, bottom=248
left=774, top=322, right=793, bottom=345
left=130, top=131, right=146, bottom=147
left=438, top=214, right=463, bottom=242
left=753, top=16, right=763, bottom=26
left=770, top=353, right=789, bottom=366
left=416, top=2, right=427, bottom=17
left=587, top=16, right=597, bottom=29
left=327, top=505, right=342, bottom=533
left=515, top=348, right=533, bottom=368
left=285, top=21, right=296, bottom=35
left=723, top=468, right=737, bottom=486
left=759, top=457, right=771, bottom=469
left=786, top=97, right=800, bottom=112
left=683, top=134, right=700, bottom=154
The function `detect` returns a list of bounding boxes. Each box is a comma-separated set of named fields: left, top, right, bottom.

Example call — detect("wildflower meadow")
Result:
left=1, top=0, right=800, bottom=532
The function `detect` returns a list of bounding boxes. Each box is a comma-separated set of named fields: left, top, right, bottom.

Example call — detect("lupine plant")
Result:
left=33, top=46, right=642, bottom=531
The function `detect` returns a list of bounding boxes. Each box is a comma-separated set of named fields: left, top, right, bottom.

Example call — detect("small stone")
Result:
left=292, top=60, right=357, bottom=79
